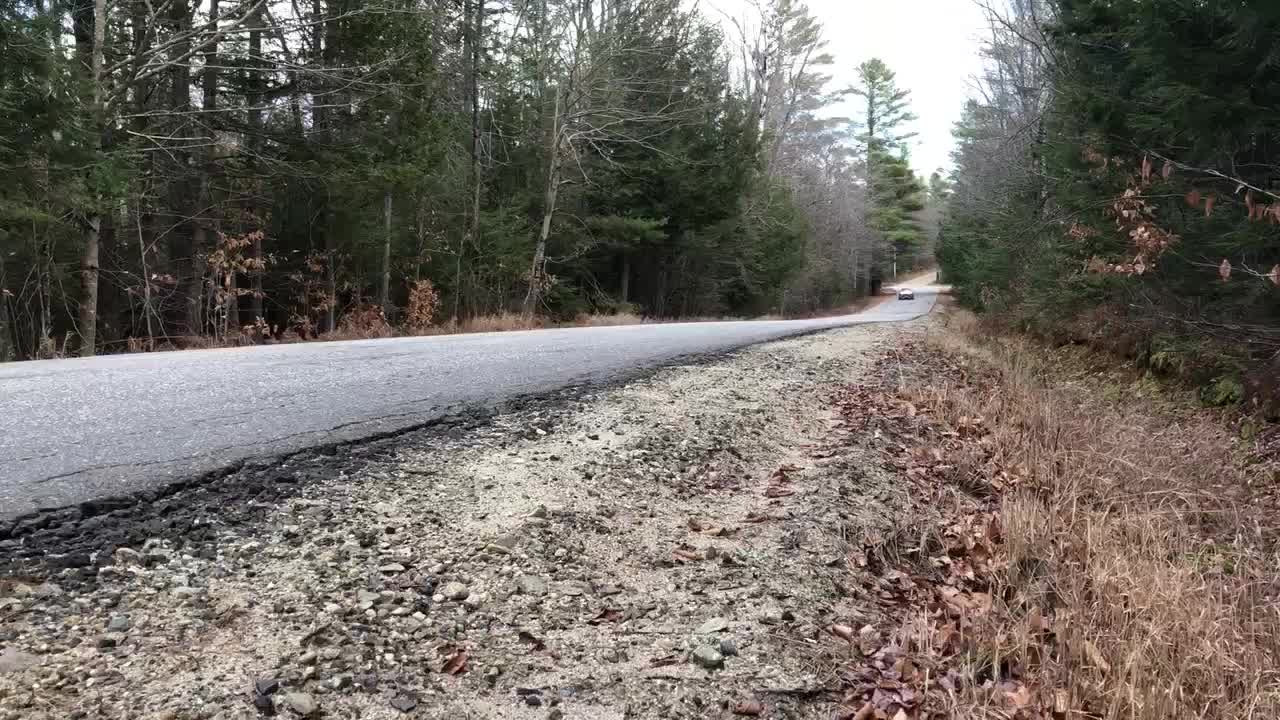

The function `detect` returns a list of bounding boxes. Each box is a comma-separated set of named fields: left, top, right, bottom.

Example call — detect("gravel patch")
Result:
left=0, top=322, right=923, bottom=719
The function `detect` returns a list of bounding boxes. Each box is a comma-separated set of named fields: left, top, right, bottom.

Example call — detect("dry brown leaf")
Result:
left=1141, top=154, right=1152, bottom=182
left=1162, top=160, right=1173, bottom=179
left=764, top=486, right=795, bottom=498
left=588, top=608, right=623, bottom=625
left=934, top=622, right=958, bottom=652
left=851, top=702, right=874, bottom=720
left=672, top=548, right=701, bottom=563
left=440, top=647, right=468, bottom=675
left=732, top=700, right=765, bottom=716
left=1205, top=194, right=1216, bottom=217
left=830, top=624, right=855, bottom=641
left=1219, top=258, right=1232, bottom=281
left=1004, top=683, right=1033, bottom=708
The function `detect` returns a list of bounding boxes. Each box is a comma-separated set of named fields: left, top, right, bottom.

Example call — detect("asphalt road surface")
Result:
left=0, top=286, right=939, bottom=521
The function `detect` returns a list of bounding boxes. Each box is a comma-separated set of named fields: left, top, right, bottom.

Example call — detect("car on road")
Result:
left=897, top=288, right=915, bottom=300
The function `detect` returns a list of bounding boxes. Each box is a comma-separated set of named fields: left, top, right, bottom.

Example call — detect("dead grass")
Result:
left=453, top=311, right=546, bottom=333
left=571, top=311, right=645, bottom=327
left=912, top=306, right=1280, bottom=719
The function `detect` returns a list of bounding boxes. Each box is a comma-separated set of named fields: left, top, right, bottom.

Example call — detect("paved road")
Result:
left=0, top=286, right=939, bottom=520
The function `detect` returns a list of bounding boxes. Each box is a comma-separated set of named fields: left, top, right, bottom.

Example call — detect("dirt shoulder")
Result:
left=0, top=318, right=932, bottom=719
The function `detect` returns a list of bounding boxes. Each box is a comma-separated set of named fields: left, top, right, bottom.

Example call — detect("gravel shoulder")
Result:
left=0, top=319, right=930, bottom=720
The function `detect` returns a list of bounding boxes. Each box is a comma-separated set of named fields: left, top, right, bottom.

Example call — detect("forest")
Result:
left=0, top=0, right=936, bottom=360
left=939, top=0, right=1280, bottom=411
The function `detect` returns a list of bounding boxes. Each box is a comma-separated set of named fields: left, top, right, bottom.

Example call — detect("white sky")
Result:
left=707, top=0, right=990, bottom=175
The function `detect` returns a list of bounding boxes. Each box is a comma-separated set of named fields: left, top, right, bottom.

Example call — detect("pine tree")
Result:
left=848, top=58, right=920, bottom=286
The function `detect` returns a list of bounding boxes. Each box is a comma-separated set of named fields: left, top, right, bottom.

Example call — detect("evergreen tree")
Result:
left=848, top=58, right=921, bottom=285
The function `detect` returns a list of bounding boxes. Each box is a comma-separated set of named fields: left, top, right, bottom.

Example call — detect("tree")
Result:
left=940, top=0, right=1280, bottom=405
left=0, top=0, right=892, bottom=360
left=868, top=148, right=926, bottom=277
left=848, top=58, right=917, bottom=162
left=847, top=58, right=920, bottom=287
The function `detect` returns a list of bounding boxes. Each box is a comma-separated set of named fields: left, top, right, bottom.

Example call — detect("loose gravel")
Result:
left=0, top=321, right=926, bottom=720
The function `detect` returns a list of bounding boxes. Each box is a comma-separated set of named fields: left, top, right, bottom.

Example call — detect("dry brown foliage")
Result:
left=330, top=304, right=393, bottom=340
left=405, top=280, right=440, bottom=333
left=850, top=309, right=1280, bottom=719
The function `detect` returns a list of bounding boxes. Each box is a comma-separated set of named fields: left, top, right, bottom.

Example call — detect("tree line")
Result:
left=939, top=0, right=1280, bottom=410
left=0, top=0, right=934, bottom=360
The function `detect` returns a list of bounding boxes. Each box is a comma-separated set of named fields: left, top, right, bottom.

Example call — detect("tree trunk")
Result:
left=79, top=217, right=101, bottom=356
left=251, top=232, right=264, bottom=322
left=78, top=0, right=107, bottom=357
left=523, top=93, right=562, bottom=317
left=380, top=190, right=392, bottom=316
left=135, top=211, right=155, bottom=349
left=468, top=0, right=483, bottom=314
left=248, top=5, right=265, bottom=323
left=0, top=253, right=13, bottom=361
left=620, top=256, right=630, bottom=303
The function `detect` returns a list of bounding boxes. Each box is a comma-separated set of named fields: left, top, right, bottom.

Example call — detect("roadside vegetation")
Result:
left=834, top=306, right=1280, bottom=719
left=0, top=0, right=940, bottom=361
left=937, top=0, right=1280, bottom=416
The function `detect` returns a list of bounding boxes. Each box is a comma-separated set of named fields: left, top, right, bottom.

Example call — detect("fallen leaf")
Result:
left=440, top=647, right=468, bottom=675
left=1219, top=258, right=1232, bottom=281
left=830, top=624, right=855, bottom=641
left=587, top=608, right=623, bottom=625
left=1206, top=194, right=1216, bottom=217
left=1162, top=160, right=1173, bottom=179
left=672, top=548, right=700, bottom=563
left=687, top=517, right=704, bottom=532
left=1004, top=683, right=1033, bottom=708
left=852, top=702, right=875, bottom=720
left=1270, top=264, right=1280, bottom=286
left=934, top=622, right=958, bottom=651
left=764, top=486, right=794, bottom=498
left=1185, top=189, right=1202, bottom=207
left=732, top=700, right=765, bottom=716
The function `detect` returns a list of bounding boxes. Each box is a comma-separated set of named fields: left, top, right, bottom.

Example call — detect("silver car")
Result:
left=897, top=288, right=915, bottom=300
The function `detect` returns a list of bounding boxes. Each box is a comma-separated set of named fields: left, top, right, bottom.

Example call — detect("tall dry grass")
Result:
left=915, top=308, right=1280, bottom=719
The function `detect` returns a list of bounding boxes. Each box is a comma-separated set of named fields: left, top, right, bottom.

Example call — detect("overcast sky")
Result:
left=706, top=0, right=990, bottom=175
